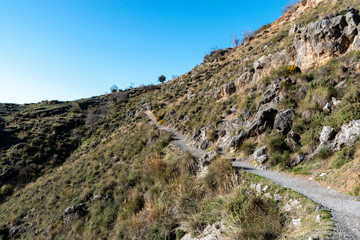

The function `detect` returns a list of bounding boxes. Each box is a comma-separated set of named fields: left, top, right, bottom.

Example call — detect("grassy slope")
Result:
left=1, top=0, right=359, bottom=239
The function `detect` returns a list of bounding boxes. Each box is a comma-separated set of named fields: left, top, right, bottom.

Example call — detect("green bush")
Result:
left=225, top=194, right=283, bottom=239
left=263, top=132, right=288, bottom=154
left=331, top=147, right=354, bottom=169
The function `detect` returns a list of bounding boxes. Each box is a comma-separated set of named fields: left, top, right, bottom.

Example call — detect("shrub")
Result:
left=263, top=132, right=288, bottom=154
left=269, top=151, right=291, bottom=169
left=110, top=84, right=119, bottom=93
left=239, top=139, right=256, bottom=155
left=158, top=75, right=166, bottom=83
left=282, top=0, right=300, bottom=14
left=203, top=158, right=234, bottom=193
left=225, top=194, right=283, bottom=239
left=285, top=65, right=301, bottom=75
left=316, top=148, right=332, bottom=160
left=158, top=120, right=164, bottom=126
left=331, top=147, right=354, bottom=169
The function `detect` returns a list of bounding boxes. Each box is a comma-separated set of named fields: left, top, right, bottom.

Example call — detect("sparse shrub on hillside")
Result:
left=85, top=110, right=101, bottom=131
left=331, top=147, right=354, bottom=169
left=110, top=84, right=119, bottom=93
left=239, top=139, right=257, bottom=155
left=158, top=75, right=166, bottom=84
left=225, top=193, right=284, bottom=239
left=286, top=65, right=301, bottom=76
left=203, top=158, right=234, bottom=193
left=263, top=132, right=288, bottom=155
left=241, top=30, right=255, bottom=44
left=282, top=0, right=300, bottom=14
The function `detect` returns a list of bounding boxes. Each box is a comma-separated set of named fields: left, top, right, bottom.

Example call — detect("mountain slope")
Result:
left=1, top=0, right=360, bottom=239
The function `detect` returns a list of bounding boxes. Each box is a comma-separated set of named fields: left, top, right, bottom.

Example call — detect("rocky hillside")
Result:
left=1, top=0, right=360, bottom=239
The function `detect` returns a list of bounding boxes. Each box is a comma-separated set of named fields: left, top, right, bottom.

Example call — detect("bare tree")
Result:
left=282, top=0, right=300, bottom=14
left=241, top=30, right=255, bottom=44
left=231, top=34, right=240, bottom=47
left=110, top=84, right=119, bottom=93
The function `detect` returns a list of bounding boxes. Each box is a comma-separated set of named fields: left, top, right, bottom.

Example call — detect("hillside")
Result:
left=1, top=0, right=360, bottom=239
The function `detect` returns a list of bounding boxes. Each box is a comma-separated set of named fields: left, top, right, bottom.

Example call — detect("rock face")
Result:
left=214, top=81, right=236, bottom=99
left=259, top=79, right=281, bottom=105
left=319, top=126, right=336, bottom=143
left=333, top=120, right=360, bottom=150
left=274, top=109, right=295, bottom=134
left=294, top=8, right=360, bottom=69
left=291, top=154, right=306, bottom=167
left=247, top=108, right=278, bottom=136
left=198, top=151, right=218, bottom=170
left=287, top=130, right=301, bottom=150
left=62, top=203, right=88, bottom=224
left=253, top=146, right=268, bottom=164
left=252, top=46, right=296, bottom=82
left=229, top=130, right=248, bottom=149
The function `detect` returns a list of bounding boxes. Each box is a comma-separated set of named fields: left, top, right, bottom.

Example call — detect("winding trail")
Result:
left=145, top=111, right=360, bottom=239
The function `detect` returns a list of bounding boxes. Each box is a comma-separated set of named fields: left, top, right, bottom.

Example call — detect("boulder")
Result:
left=294, top=8, right=360, bottom=69
left=198, top=151, right=218, bottom=169
left=287, top=130, right=301, bottom=150
left=234, top=71, right=254, bottom=89
left=253, top=146, right=267, bottom=158
left=259, top=79, right=281, bottom=105
left=319, top=126, right=336, bottom=143
left=333, top=120, right=360, bottom=150
left=274, top=109, right=295, bottom=134
left=256, top=155, right=269, bottom=164
left=252, top=47, right=296, bottom=82
left=62, top=203, right=88, bottom=224
left=247, top=108, right=278, bottom=136
left=323, top=102, right=331, bottom=112
left=214, top=81, right=236, bottom=99
left=292, top=154, right=306, bottom=167
left=332, top=97, right=342, bottom=106
left=253, top=146, right=269, bottom=164
left=229, top=131, right=248, bottom=149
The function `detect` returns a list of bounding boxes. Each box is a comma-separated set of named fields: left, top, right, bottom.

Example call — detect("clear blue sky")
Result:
left=0, top=0, right=290, bottom=104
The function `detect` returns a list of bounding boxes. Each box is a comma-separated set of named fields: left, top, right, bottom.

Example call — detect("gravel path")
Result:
left=145, top=111, right=207, bottom=158
left=145, top=111, right=360, bottom=239
left=233, top=161, right=360, bottom=239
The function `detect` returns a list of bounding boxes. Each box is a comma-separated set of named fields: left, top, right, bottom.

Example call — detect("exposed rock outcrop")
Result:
left=253, top=146, right=268, bottom=164
left=274, top=109, right=295, bottom=134
left=252, top=47, right=296, bottom=82
left=294, top=8, right=360, bottom=69
left=214, top=81, right=236, bottom=99
left=246, top=108, right=278, bottom=137
left=332, top=120, right=360, bottom=150
left=319, top=126, right=336, bottom=143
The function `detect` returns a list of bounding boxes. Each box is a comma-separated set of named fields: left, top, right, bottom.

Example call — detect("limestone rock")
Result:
left=234, top=71, right=254, bottom=89
left=214, top=81, right=236, bottom=99
left=287, top=130, right=301, bottom=150
left=253, top=146, right=267, bottom=158
left=253, top=146, right=268, bottom=164
left=247, top=108, right=278, bottom=136
left=292, top=218, right=302, bottom=227
left=198, top=151, right=218, bottom=169
left=274, top=109, right=295, bottom=134
left=259, top=79, right=281, bottom=105
left=333, top=120, right=360, bottom=150
left=292, top=154, right=306, bottom=167
left=294, top=8, right=360, bottom=69
left=62, top=203, right=88, bottom=224
left=253, top=47, right=296, bottom=82
left=229, top=131, right=248, bottom=149
left=319, top=126, right=336, bottom=143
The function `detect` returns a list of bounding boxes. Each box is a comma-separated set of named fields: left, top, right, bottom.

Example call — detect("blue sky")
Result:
left=0, top=0, right=290, bottom=103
